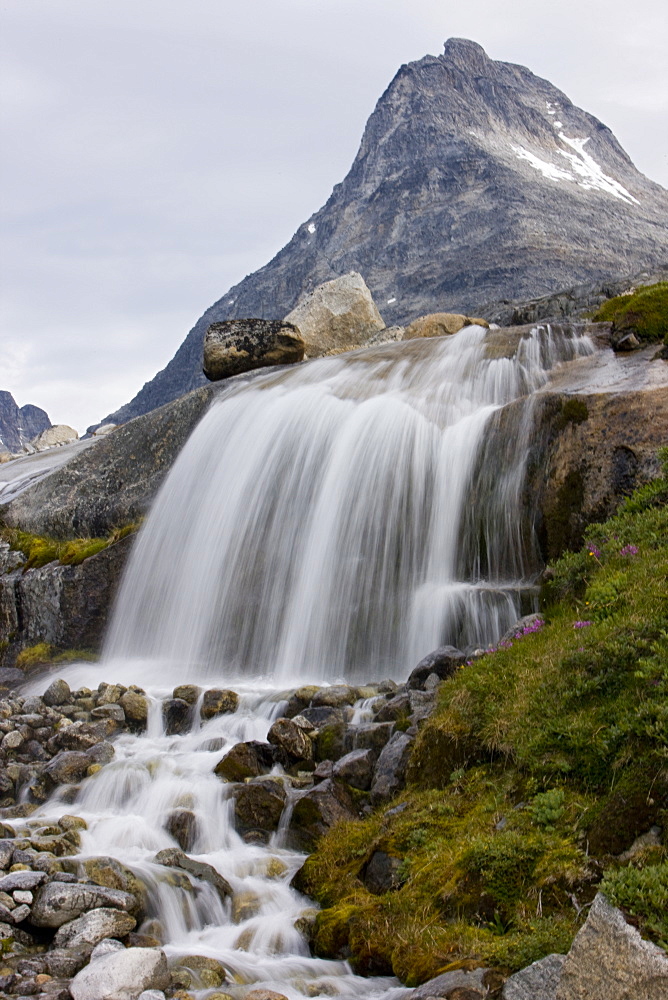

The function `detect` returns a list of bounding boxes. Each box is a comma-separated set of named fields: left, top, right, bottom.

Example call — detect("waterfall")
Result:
left=104, top=324, right=594, bottom=685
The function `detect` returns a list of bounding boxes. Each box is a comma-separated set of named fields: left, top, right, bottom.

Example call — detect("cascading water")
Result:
left=19, top=324, right=595, bottom=999
left=104, top=323, right=594, bottom=684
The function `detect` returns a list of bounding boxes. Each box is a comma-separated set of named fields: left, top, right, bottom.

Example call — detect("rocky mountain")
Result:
left=97, top=37, right=668, bottom=428
left=0, top=391, right=51, bottom=455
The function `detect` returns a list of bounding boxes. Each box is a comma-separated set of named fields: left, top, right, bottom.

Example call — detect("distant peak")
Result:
left=441, top=37, right=489, bottom=72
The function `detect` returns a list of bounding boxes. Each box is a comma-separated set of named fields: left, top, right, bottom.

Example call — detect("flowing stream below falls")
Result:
left=19, top=324, right=596, bottom=998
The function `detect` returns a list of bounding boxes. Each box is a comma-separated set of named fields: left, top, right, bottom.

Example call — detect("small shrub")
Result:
left=530, top=789, right=565, bottom=829
left=600, top=863, right=668, bottom=947
left=16, top=642, right=53, bottom=669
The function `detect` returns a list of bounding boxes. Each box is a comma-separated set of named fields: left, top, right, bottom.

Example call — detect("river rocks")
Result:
left=30, top=881, right=137, bottom=927
left=267, top=717, right=314, bottom=765
left=370, top=732, right=413, bottom=805
left=406, top=645, right=466, bottom=690
left=53, top=907, right=137, bottom=951
left=289, top=779, right=358, bottom=851
left=214, top=741, right=276, bottom=781
left=200, top=688, right=239, bottom=720
left=412, top=967, right=490, bottom=998
left=555, top=892, right=668, bottom=999
left=166, top=809, right=199, bottom=852
left=203, top=319, right=305, bottom=380
left=311, top=685, right=358, bottom=709
left=69, top=945, right=170, bottom=1000
left=43, top=678, right=72, bottom=707
left=233, top=779, right=287, bottom=836
left=162, top=698, right=192, bottom=736
left=0, top=869, right=48, bottom=891
left=119, top=690, right=148, bottom=727
left=44, top=751, right=94, bottom=786
left=332, top=749, right=374, bottom=790
left=284, top=273, right=385, bottom=357
left=152, top=848, right=232, bottom=902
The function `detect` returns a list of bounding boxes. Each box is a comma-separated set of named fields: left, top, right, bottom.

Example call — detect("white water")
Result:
left=19, top=325, right=596, bottom=998
left=104, top=324, right=594, bottom=686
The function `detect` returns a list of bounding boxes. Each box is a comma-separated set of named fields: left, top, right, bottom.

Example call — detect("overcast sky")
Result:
left=1, top=0, right=667, bottom=433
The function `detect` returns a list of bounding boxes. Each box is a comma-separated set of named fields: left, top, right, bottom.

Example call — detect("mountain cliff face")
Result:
left=99, top=38, right=668, bottom=427
left=0, top=392, right=51, bottom=455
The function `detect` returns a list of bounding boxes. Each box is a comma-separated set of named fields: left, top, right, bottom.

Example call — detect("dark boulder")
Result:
left=214, top=741, right=276, bottom=782
left=233, top=779, right=287, bottom=835
left=362, top=850, right=404, bottom=895
left=162, top=698, right=192, bottom=736
left=166, top=809, right=199, bottom=852
left=370, top=732, right=413, bottom=805
left=289, top=778, right=359, bottom=851
left=267, top=717, right=314, bottom=765
left=153, top=847, right=232, bottom=902
left=203, top=319, right=304, bottom=381
left=333, top=749, right=375, bottom=791
left=407, top=645, right=466, bottom=691
left=200, top=688, right=239, bottom=719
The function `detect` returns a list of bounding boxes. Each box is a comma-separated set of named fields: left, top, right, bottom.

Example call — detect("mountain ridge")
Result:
left=95, top=38, right=668, bottom=429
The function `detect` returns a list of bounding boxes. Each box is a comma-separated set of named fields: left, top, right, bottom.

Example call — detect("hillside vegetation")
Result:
left=297, top=450, right=668, bottom=985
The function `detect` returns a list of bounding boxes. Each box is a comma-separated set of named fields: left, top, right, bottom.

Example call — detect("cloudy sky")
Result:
left=1, top=0, right=667, bottom=433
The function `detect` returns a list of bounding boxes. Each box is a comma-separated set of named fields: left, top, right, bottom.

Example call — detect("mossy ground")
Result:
left=592, top=281, right=668, bottom=345
left=0, top=522, right=138, bottom=570
left=298, top=451, right=668, bottom=984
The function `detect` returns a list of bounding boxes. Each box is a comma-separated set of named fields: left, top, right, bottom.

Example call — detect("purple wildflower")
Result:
left=588, top=545, right=601, bottom=559
left=573, top=621, right=593, bottom=629
left=620, top=544, right=638, bottom=557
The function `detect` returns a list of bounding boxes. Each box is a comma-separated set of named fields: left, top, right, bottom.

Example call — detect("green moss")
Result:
left=560, top=397, right=589, bottom=426
left=301, top=453, right=668, bottom=982
left=0, top=522, right=139, bottom=571
left=592, top=282, right=668, bottom=345
left=15, top=642, right=54, bottom=668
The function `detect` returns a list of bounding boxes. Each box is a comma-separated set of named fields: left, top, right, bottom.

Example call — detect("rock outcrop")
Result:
left=203, top=318, right=304, bottom=380
left=0, top=392, right=51, bottom=456
left=94, top=38, right=668, bottom=428
left=31, top=425, right=78, bottom=452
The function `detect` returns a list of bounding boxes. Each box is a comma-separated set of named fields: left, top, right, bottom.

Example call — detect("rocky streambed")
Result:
left=0, top=647, right=468, bottom=1000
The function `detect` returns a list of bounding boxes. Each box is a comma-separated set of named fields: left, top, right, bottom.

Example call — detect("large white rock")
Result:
left=31, top=424, right=79, bottom=451
left=30, top=881, right=136, bottom=928
left=53, top=907, right=136, bottom=951
left=284, top=272, right=385, bottom=357
left=555, top=892, right=668, bottom=1000
left=69, top=945, right=170, bottom=1000
left=503, top=953, right=566, bottom=999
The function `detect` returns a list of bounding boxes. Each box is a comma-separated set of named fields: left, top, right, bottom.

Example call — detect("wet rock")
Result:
left=311, top=685, right=358, bottom=709
left=44, top=751, right=93, bottom=786
left=56, top=719, right=115, bottom=751
left=1, top=730, right=23, bottom=751
left=300, top=706, right=345, bottom=728
left=42, top=680, right=72, bottom=707
left=555, top=892, right=668, bottom=999
left=502, top=953, right=565, bottom=999
left=69, top=945, right=170, bottom=1000
left=162, top=698, right=192, bottom=736
left=53, top=907, right=137, bottom=951
left=76, top=856, right=145, bottom=908
left=30, top=881, right=137, bottom=927
left=245, top=991, right=289, bottom=1000
left=152, top=848, right=232, bottom=902
left=312, top=760, right=333, bottom=783
left=267, top=718, right=314, bottom=764
left=203, top=318, right=304, bottom=380
left=175, top=954, right=228, bottom=987
left=98, top=683, right=125, bottom=704
left=406, top=645, right=466, bottom=690
left=233, top=779, right=287, bottom=834
left=214, top=741, right=275, bottom=782
left=370, top=732, right=413, bottom=805
left=404, top=312, right=476, bottom=339
left=0, top=840, right=14, bottom=868
left=9, top=901, right=30, bottom=922
left=200, top=688, right=239, bottom=720
left=373, top=692, right=410, bottom=723
left=283, top=685, right=321, bottom=718
left=119, top=690, right=148, bottom=727
left=362, top=851, right=403, bottom=895
left=289, top=778, right=358, bottom=851
left=88, top=740, right=115, bottom=765
left=138, top=992, right=167, bottom=1000
left=166, top=809, right=199, bottom=852
left=172, top=684, right=200, bottom=705
left=332, top=749, right=374, bottom=790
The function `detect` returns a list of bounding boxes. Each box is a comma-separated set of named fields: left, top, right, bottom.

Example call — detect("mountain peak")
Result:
left=441, top=37, right=490, bottom=71
left=97, top=43, right=668, bottom=429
